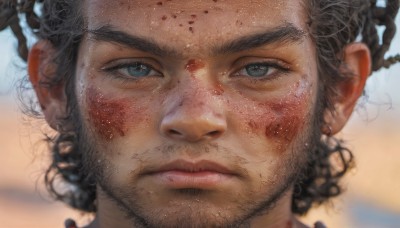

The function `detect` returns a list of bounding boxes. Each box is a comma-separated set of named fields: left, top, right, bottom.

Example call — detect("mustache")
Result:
left=128, top=142, right=251, bottom=176
left=154, top=142, right=222, bottom=156
left=131, top=142, right=248, bottom=164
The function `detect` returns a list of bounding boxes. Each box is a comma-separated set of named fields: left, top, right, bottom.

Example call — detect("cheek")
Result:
left=239, top=84, right=313, bottom=152
left=246, top=101, right=306, bottom=140
left=85, top=87, right=144, bottom=141
left=263, top=101, right=306, bottom=142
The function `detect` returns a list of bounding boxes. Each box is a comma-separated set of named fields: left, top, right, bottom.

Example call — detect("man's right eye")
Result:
left=105, top=62, right=162, bottom=79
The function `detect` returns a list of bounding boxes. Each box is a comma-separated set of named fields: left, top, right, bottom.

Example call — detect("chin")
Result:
left=134, top=202, right=249, bottom=228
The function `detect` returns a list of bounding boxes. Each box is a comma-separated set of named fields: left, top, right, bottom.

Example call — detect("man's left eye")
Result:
left=245, top=64, right=271, bottom=77
left=234, top=62, right=288, bottom=79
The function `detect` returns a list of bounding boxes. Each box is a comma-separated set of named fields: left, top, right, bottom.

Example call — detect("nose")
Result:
left=160, top=91, right=227, bottom=142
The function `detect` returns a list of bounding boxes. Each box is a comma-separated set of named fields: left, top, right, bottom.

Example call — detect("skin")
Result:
left=77, top=1, right=317, bottom=227
left=27, top=0, right=371, bottom=227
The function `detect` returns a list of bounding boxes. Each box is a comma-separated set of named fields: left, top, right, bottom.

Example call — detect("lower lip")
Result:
left=152, top=171, right=234, bottom=189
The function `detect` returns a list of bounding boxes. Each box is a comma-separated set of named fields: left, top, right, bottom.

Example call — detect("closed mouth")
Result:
left=142, top=159, right=238, bottom=189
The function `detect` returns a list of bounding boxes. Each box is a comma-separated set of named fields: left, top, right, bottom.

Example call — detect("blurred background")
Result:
left=0, top=11, right=399, bottom=228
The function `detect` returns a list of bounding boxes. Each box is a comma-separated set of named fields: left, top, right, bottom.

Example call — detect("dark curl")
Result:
left=1, top=0, right=399, bottom=215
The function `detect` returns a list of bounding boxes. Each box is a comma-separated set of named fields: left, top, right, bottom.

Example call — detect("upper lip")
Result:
left=144, top=159, right=236, bottom=175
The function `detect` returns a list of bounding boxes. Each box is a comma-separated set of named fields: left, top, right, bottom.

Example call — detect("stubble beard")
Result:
left=77, top=120, right=318, bottom=228
left=72, top=82, right=323, bottom=227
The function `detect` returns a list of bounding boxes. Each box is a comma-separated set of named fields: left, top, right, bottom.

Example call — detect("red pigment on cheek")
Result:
left=244, top=96, right=307, bottom=145
left=185, top=59, right=205, bottom=73
left=265, top=113, right=302, bottom=142
left=86, top=87, right=129, bottom=140
left=263, top=99, right=306, bottom=143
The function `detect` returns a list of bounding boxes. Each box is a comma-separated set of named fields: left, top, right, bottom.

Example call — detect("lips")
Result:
left=144, top=160, right=237, bottom=189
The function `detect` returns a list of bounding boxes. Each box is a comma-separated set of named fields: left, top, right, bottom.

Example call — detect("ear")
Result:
left=28, top=40, right=69, bottom=131
left=323, top=43, right=371, bottom=135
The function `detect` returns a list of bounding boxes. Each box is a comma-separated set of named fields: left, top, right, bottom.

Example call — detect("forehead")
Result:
left=84, top=0, right=307, bottom=52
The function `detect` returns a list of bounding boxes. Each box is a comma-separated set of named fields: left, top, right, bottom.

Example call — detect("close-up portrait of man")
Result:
left=0, top=0, right=399, bottom=227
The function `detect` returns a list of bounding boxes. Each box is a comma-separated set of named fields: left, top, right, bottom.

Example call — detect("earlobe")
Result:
left=28, top=41, right=68, bottom=130
left=323, top=43, right=371, bottom=135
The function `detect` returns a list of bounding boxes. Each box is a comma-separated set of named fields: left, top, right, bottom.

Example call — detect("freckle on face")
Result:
left=86, top=87, right=132, bottom=140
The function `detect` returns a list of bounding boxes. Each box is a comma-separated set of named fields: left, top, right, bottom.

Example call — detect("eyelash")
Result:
left=233, top=61, right=290, bottom=81
left=103, top=61, right=161, bottom=80
left=102, top=60, right=290, bottom=83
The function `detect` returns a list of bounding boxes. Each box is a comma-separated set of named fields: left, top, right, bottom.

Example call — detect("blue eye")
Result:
left=234, top=62, right=289, bottom=80
left=125, top=63, right=152, bottom=77
left=106, top=61, right=160, bottom=79
left=245, top=64, right=270, bottom=77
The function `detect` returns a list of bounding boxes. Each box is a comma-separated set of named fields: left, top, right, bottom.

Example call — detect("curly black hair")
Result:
left=0, top=0, right=399, bottom=215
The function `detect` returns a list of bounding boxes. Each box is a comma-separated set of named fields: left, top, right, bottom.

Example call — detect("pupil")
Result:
left=127, top=63, right=150, bottom=77
left=246, top=64, right=268, bottom=77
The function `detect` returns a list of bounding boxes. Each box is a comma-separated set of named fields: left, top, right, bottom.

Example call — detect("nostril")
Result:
left=207, top=130, right=221, bottom=137
left=168, top=129, right=182, bottom=136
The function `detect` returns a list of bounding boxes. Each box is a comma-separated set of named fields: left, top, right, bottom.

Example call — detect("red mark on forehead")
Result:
left=185, top=59, right=205, bottom=73
left=86, top=87, right=129, bottom=140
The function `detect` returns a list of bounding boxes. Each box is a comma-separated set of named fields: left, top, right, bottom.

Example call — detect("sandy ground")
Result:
left=0, top=95, right=399, bottom=228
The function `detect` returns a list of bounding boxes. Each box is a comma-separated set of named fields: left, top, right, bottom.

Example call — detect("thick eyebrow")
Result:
left=87, top=25, right=180, bottom=57
left=213, top=23, right=306, bottom=54
left=87, top=23, right=305, bottom=57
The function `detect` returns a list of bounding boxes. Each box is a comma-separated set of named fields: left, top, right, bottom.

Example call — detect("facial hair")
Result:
left=77, top=119, right=318, bottom=228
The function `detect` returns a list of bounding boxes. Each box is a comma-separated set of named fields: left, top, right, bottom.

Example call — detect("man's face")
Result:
left=75, top=0, right=319, bottom=226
